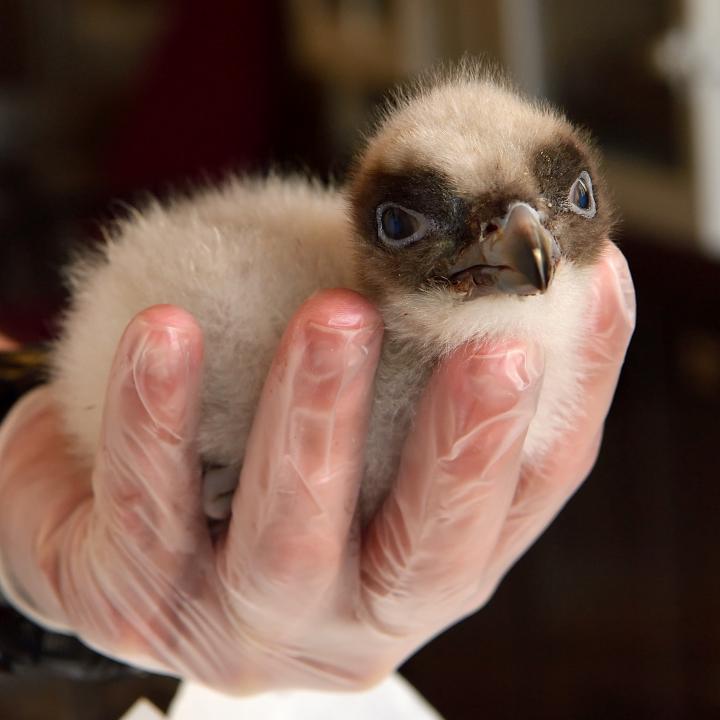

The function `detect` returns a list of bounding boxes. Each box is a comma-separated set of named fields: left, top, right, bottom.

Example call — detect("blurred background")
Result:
left=1, top=1, right=720, bottom=718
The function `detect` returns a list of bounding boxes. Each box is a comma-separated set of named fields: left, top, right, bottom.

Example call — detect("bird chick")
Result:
left=51, top=66, right=614, bottom=523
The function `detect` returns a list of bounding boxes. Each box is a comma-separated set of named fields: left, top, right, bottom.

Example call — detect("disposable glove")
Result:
left=0, top=244, right=634, bottom=693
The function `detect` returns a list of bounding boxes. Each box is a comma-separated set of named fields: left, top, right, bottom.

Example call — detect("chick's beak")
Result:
left=449, top=203, right=559, bottom=298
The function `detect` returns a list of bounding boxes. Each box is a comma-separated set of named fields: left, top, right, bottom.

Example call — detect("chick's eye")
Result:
left=575, top=179, right=589, bottom=209
left=376, top=203, right=428, bottom=246
left=382, top=207, right=416, bottom=238
left=568, top=171, right=596, bottom=218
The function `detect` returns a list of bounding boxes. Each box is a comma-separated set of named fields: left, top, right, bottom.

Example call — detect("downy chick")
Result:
left=51, top=66, right=614, bottom=522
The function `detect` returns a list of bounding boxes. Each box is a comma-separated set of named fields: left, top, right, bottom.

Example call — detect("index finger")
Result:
left=93, top=305, right=207, bottom=561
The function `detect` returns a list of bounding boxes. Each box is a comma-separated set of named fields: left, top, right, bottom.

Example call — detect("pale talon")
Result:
left=203, top=465, right=240, bottom=520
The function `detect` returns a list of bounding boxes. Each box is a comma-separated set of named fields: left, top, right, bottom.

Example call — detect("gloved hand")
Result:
left=0, top=244, right=634, bottom=693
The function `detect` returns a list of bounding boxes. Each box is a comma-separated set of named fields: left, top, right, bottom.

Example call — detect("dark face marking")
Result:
left=464, top=183, right=537, bottom=235
left=349, top=167, right=469, bottom=298
left=533, top=137, right=614, bottom=266
left=350, top=135, right=614, bottom=300
left=534, top=138, right=587, bottom=202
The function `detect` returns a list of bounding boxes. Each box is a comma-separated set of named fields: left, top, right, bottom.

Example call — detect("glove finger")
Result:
left=92, top=305, right=207, bottom=588
left=478, top=244, right=635, bottom=600
left=361, top=340, right=543, bottom=637
left=219, top=290, right=383, bottom=625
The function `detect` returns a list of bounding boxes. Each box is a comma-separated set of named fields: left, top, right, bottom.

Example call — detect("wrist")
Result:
left=0, top=347, right=138, bottom=680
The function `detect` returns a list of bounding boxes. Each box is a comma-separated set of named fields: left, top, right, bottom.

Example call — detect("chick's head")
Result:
left=349, top=70, right=614, bottom=305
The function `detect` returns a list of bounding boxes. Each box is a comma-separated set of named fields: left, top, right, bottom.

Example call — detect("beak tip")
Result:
left=531, top=248, right=549, bottom=292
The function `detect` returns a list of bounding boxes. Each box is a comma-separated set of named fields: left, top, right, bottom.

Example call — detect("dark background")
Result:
left=2, top=1, right=719, bottom=718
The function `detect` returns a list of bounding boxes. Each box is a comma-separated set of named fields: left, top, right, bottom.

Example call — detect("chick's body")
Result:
left=52, top=69, right=613, bottom=520
left=53, top=177, right=354, bottom=480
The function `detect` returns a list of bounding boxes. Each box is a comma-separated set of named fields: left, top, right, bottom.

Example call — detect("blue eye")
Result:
left=568, top=171, right=596, bottom=217
left=382, top=206, right=417, bottom=239
left=376, top=203, right=428, bottom=246
left=575, top=179, right=589, bottom=209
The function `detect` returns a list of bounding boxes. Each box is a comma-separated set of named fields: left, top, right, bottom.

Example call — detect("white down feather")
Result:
left=51, top=173, right=593, bottom=520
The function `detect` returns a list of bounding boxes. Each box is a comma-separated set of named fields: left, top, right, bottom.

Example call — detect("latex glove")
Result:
left=0, top=244, right=634, bottom=693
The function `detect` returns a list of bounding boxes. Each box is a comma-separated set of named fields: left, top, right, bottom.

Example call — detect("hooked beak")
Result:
left=448, top=203, right=559, bottom=298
